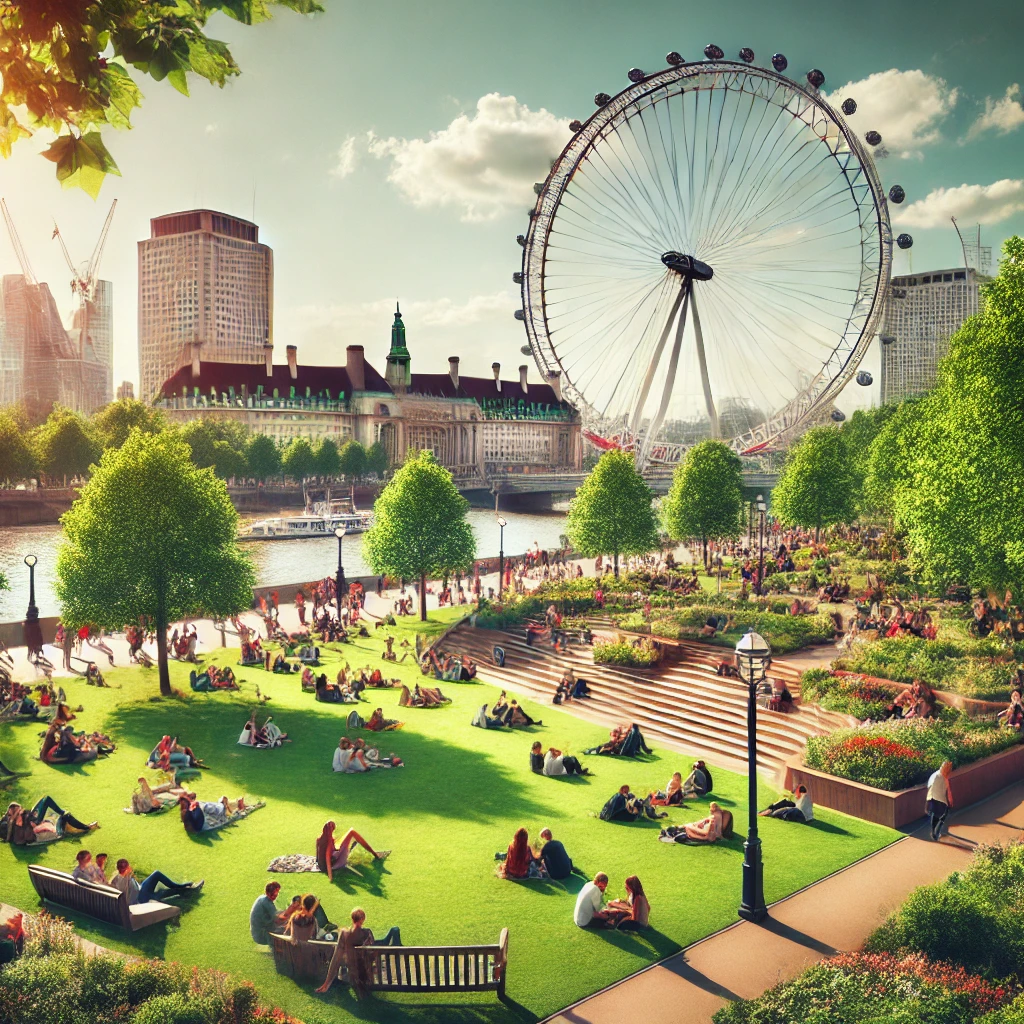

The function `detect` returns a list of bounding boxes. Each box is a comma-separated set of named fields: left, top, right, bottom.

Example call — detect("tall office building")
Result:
left=879, top=267, right=981, bottom=404
left=69, top=278, right=114, bottom=407
left=137, top=210, right=273, bottom=401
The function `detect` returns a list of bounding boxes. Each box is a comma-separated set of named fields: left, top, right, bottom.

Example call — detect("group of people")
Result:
left=189, top=665, right=238, bottom=692
left=1, top=796, right=96, bottom=845
left=496, top=826, right=577, bottom=881
left=574, top=873, right=650, bottom=930
left=239, top=711, right=288, bottom=748
left=397, top=683, right=449, bottom=708
left=472, top=692, right=542, bottom=729
left=332, top=737, right=403, bottom=772
left=71, top=848, right=203, bottom=903
left=552, top=667, right=591, bottom=704
left=40, top=717, right=115, bottom=764
left=530, top=741, right=588, bottom=776
left=584, top=723, right=651, bottom=757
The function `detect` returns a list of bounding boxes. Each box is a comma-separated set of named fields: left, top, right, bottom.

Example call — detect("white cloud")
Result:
left=894, top=179, right=1024, bottom=228
left=826, top=69, right=957, bottom=157
left=204, top=123, right=218, bottom=135
left=366, top=93, right=570, bottom=222
left=330, top=135, right=358, bottom=179
left=967, top=84, right=1024, bottom=140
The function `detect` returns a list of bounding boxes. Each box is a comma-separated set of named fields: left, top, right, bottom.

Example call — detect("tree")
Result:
left=863, top=398, right=924, bottom=521
left=662, top=440, right=743, bottom=567
left=315, top=437, right=341, bottom=479
left=56, top=430, right=255, bottom=695
left=32, top=407, right=101, bottom=484
left=771, top=426, right=856, bottom=538
left=838, top=405, right=897, bottom=516
left=363, top=450, right=476, bottom=620
left=890, top=237, right=1024, bottom=598
left=244, top=434, right=281, bottom=484
left=566, top=450, right=659, bottom=577
left=365, top=441, right=389, bottom=478
left=91, top=398, right=164, bottom=450
left=0, top=408, right=38, bottom=484
left=281, top=437, right=317, bottom=483
left=338, top=439, right=367, bottom=481
left=177, top=417, right=248, bottom=474
left=212, top=439, right=248, bottom=481
left=1, top=0, right=322, bottom=197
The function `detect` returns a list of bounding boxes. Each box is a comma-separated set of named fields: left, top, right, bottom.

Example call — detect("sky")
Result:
left=2, top=0, right=1023, bottom=414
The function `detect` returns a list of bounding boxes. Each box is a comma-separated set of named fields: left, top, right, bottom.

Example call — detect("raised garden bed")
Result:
left=830, top=670, right=1009, bottom=718
left=784, top=742, right=1024, bottom=828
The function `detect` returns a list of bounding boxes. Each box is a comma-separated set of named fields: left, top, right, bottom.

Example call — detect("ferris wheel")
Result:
left=516, top=47, right=912, bottom=462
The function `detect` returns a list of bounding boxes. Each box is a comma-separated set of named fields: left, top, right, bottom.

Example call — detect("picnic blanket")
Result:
left=267, top=854, right=320, bottom=873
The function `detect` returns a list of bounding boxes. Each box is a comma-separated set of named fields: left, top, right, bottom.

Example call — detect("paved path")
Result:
left=544, top=781, right=1024, bottom=1024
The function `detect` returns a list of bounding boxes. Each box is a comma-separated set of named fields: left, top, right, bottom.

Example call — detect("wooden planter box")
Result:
left=784, top=741, right=1024, bottom=829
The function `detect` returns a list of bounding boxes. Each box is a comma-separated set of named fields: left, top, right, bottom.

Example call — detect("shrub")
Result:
left=593, top=638, right=662, bottom=667
left=636, top=605, right=835, bottom=653
left=800, top=668, right=899, bottom=720
left=130, top=993, right=220, bottom=1024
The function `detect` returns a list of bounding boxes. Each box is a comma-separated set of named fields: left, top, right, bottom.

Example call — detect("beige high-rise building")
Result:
left=137, top=210, right=273, bottom=401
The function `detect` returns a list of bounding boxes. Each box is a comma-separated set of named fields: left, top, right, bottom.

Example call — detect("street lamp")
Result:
left=735, top=628, right=771, bottom=923
left=755, top=494, right=767, bottom=596
left=23, top=554, right=43, bottom=657
left=334, top=527, right=347, bottom=614
left=496, top=516, right=507, bottom=599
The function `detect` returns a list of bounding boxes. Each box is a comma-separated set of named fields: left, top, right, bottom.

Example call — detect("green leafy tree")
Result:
left=839, top=405, right=897, bottom=515
left=211, top=439, right=247, bottom=480
left=662, top=440, right=743, bottom=567
left=176, top=417, right=248, bottom=472
left=0, top=408, right=38, bottom=483
left=315, top=437, right=341, bottom=479
left=566, top=450, right=659, bottom=577
left=56, top=430, right=255, bottom=695
left=281, top=436, right=317, bottom=483
left=891, top=237, right=1024, bottom=598
left=32, top=406, right=102, bottom=484
left=91, top=398, right=164, bottom=449
left=365, top=440, right=389, bottom=478
left=244, top=433, right=281, bottom=484
left=1, top=0, right=322, bottom=197
left=863, top=398, right=924, bottom=521
left=363, top=450, right=476, bottom=620
left=772, top=426, right=856, bottom=538
left=338, top=439, right=368, bottom=482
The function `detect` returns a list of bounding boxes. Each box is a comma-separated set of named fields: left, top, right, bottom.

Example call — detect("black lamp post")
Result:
left=755, top=493, right=767, bottom=596
left=735, top=628, right=770, bottom=923
left=496, top=515, right=507, bottom=598
left=334, top=526, right=347, bottom=614
left=23, top=553, right=44, bottom=657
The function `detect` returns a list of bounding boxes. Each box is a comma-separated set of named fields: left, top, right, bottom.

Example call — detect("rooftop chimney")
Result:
left=264, top=345, right=273, bottom=377
left=492, top=361, right=501, bottom=393
left=448, top=356, right=460, bottom=390
left=346, top=345, right=366, bottom=392
left=286, top=345, right=298, bottom=380
left=191, top=341, right=201, bottom=378
left=519, top=364, right=529, bottom=394
left=546, top=369, right=562, bottom=402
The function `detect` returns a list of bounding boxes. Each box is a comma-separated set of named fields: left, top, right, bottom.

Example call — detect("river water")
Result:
left=0, top=508, right=568, bottom=621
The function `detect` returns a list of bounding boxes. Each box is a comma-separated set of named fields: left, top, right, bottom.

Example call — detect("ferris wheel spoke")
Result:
left=627, top=105, right=682, bottom=243
left=555, top=189, right=663, bottom=261
left=583, top=143, right=672, bottom=250
left=700, top=87, right=759, bottom=247
left=628, top=281, right=686, bottom=435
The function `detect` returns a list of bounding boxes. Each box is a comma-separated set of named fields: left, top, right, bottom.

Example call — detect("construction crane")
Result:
left=1, top=197, right=39, bottom=285
left=52, top=199, right=116, bottom=358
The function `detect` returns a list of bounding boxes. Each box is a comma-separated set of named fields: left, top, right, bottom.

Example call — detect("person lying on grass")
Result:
left=1, top=797, right=96, bottom=845
left=604, top=875, right=650, bottom=930
left=107, top=857, right=203, bottom=904
left=146, top=736, right=207, bottom=771
left=130, top=776, right=183, bottom=814
left=365, top=707, right=402, bottom=732
left=316, top=907, right=403, bottom=998
left=315, top=821, right=390, bottom=882
left=599, top=785, right=666, bottom=822
left=239, top=711, right=288, bottom=747
left=176, top=793, right=251, bottom=833
left=760, top=784, right=814, bottom=823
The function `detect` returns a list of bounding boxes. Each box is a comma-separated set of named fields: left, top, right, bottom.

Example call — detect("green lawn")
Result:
left=0, top=609, right=897, bottom=1023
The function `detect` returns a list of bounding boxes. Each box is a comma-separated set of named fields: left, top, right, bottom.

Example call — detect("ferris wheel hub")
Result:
left=661, top=251, right=714, bottom=281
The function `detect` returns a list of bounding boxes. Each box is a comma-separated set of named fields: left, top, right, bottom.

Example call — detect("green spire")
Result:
left=386, top=300, right=412, bottom=390
left=390, top=301, right=410, bottom=359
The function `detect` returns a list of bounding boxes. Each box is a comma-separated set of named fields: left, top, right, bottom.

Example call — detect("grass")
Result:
left=0, top=607, right=897, bottom=1023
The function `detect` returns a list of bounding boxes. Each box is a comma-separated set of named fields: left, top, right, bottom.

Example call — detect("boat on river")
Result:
left=237, top=487, right=373, bottom=541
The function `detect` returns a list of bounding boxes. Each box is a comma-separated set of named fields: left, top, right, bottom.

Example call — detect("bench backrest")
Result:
left=28, top=865, right=128, bottom=929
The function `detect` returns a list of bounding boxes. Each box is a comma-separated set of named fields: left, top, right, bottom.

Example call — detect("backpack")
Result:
left=346, top=710, right=364, bottom=729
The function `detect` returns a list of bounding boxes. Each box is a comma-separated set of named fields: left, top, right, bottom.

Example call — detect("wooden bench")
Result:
left=28, top=864, right=180, bottom=932
left=269, top=928, right=508, bottom=998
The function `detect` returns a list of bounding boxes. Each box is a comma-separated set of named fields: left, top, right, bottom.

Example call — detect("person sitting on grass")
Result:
left=617, top=723, right=652, bottom=757
left=650, top=772, right=684, bottom=807
left=315, top=821, right=390, bottom=882
left=250, top=882, right=282, bottom=945
left=681, top=761, right=713, bottom=799
left=316, top=907, right=402, bottom=998
left=471, top=703, right=505, bottom=729
left=683, top=802, right=726, bottom=842
left=760, top=784, right=813, bottom=823
left=536, top=827, right=574, bottom=880
left=365, top=707, right=403, bottom=732
left=315, top=673, right=344, bottom=703
left=544, top=746, right=588, bottom=777
left=1, top=798, right=96, bottom=845
left=239, top=711, right=288, bottom=747
left=284, top=894, right=320, bottom=944
left=998, top=689, right=1024, bottom=732
left=573, top=872, right=610, bottom=929
left=332, top=737, right=370, bottom=773
left=271, top=652, right=294, bottom=674
left=599, top=785, right=665, bottom=822
left=605, top=875, right=650, bottom=931
left=496, top=827, right=536, bottom=880
left=529, top=741, right=546, bottom=773
left=108, top=858, right=203, bottom=904
left=586, top=725, right=628, bottom=755
left=301, top=666, right=317, bottom=692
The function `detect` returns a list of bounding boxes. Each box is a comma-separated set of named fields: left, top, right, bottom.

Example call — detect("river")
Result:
left=0, top=508, right=568, bottom=621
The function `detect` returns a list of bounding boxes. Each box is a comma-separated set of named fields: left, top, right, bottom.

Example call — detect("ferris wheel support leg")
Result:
left=690, top=289, right=719, bottom=438
left=628, top=282, right=686, bottom=439
left=640, top=281, right=691, bottom=467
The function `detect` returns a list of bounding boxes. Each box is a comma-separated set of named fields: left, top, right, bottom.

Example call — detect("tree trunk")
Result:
left=156, top=615, right=171, bottom=696
left=702, top=537, right=708, bottom=570
left=613, top=550, right=619, bottom=578
left=419, top=572, right=428, bottom=621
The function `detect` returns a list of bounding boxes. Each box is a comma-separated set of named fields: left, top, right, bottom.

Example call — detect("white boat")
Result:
left=238, top=487, right=373, bottom=541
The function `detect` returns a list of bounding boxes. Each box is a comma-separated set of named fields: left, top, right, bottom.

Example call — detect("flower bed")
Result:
left=592, top=637, right=662, bottom=668
left=800, top=667, right=899, bottom=720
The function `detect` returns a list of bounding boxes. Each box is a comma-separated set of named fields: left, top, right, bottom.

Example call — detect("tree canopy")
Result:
left=338, top=439, right=367, bottom=480
left=838, top=405, right=897, bottom=516
left=245, top=433, right=281, bottom=483
left=771, top=425, right=856, bottom=537
left=566, top=450, right=659, bottom=576
left=0, top=408, right=37, bottom=483
left=281, top=436, right=317, bottom=482
left=91, top=398, right=165, bottom=450
left=365, top=440, right=389, bottom=478
left=32, top=406, right=101, bottom=483
left=363, top=450, right=476, bottom=619
left=1, top=0, right=321, bottom=197
left=661, top=440, right=743, bottom=566
left=315, top=437, right=341, bottom=479
left=56, top=430, right=255, bottom=694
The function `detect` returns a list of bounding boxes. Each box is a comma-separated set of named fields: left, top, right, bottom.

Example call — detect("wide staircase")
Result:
left=446, top=620, right=853, bottom=779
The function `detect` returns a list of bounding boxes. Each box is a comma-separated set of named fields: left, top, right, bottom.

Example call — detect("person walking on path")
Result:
left=926, top=760, right=953, bottom=840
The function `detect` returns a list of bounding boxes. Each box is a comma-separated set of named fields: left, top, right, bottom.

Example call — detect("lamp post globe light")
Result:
left=334, top=527, right=347, bottom=613
left=23, top=553, right=45, bottom=659
left=735, top=628, right=771, bottom=922
left=496, top=516, right=507, bottom=598
left=755, top=494, right=767, bottom=596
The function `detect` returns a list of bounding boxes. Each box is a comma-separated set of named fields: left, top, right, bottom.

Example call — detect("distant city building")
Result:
left=116, top=380, right=135, bottom=400
left=155, top=305, right=581, bottom=479
left=69, top=278, right=114, bottom=407
left=137, top=209, right=273, bottom=402
left=880, top=267, right=981, bottom=404
left=0, top=274, right=109, bottom=417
